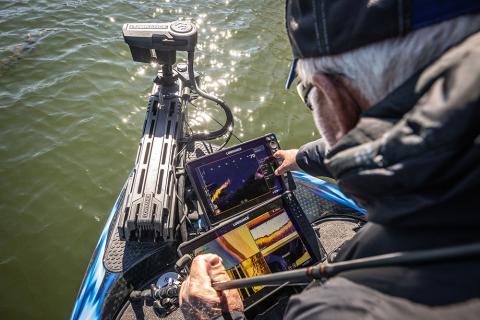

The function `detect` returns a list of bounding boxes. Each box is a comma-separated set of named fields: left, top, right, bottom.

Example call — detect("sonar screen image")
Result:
left=199, top=145, right=283, bottom=218
left=249, top=208, right=312, bottom=271
left=193, top=224, right=258, bottom=270
left=248, top=208, right=297, bottom=253
left=227, top=252, right=271, bottom=299
left=191, top=205, right=312, bottom=303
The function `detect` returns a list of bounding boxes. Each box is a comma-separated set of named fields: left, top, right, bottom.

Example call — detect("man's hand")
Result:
left=180, top=254, right=243, bottom=319
left=274, top=149, right=300, bottom=175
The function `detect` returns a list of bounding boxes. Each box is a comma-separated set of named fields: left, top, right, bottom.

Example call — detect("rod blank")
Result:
left=212, top=242, right=480, bottom=291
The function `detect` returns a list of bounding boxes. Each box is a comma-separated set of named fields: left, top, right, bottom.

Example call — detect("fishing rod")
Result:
left=212, top=242, right=480, bottom=291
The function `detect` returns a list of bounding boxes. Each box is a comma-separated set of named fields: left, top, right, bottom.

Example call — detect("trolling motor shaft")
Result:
left=212, top=242, right=480, bottom=291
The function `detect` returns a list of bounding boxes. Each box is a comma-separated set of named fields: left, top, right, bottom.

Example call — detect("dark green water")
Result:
left=0, top=1, right=317, bottom=318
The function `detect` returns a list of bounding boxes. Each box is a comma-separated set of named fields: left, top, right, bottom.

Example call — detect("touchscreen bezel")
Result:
left=186, top=134, right=287, bottom=226
left=178, top=193, right=318, bottom=308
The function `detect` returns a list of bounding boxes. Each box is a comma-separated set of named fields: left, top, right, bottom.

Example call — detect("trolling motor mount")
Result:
left=117, top=21, right=198, bottom=243
left=118, top=20, right=234, bottom=243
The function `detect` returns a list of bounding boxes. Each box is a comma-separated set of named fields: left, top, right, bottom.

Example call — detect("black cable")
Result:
left=175, top=149, right=188, bottom=242
left=188, top=101, right=243, bottom=143
left=187, top=51, right=234, bottom=149
left=212, top=242, right=480, bottom=291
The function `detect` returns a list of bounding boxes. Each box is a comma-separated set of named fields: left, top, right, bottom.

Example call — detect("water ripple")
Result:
left=0, top=1, right=316, bottom=319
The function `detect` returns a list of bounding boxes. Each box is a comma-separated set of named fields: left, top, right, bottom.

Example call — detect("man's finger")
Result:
left=205, top=256, right=244, bottom=312
left=179, top=276, right=190, bottom=304
left=206, top=255, right=231, bottom=284
left=273, top=150, right=285, bottom=159
left=275, top=166, right=282, bottom=175
left=275, top=163, right=287, bottom=176
left=189, top=254, right=217, bottom=284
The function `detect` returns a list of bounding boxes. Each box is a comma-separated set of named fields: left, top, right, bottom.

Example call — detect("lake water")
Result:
left=0, top=1, right=317, bottom=318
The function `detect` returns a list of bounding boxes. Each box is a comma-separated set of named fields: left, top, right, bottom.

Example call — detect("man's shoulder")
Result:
left=284, top=277, right=480, bottom=320
left=418, top=31, right=480, bottom=103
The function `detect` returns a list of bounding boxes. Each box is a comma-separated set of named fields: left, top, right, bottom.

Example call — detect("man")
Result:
left=180, top=1, right=480, bottom=318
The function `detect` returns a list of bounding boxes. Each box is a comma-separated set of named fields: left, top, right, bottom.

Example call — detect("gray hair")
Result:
left=297, top=14, right=480, bottom=106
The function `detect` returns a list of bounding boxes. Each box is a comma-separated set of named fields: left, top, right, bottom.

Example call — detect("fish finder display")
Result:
left=180, top=200, right=313, bottom=306
left=196, top=143, right=284, bottom=224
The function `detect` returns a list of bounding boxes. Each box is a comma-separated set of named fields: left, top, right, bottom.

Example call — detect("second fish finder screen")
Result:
left=190, top=203, right=312, bottom=306
left=198, top=144, right=284, bottom=223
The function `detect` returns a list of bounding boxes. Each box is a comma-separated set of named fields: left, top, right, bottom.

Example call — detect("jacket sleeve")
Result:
left=295, top=139, right=332, bottom=178
left=284, top=277, right=480, bottom=320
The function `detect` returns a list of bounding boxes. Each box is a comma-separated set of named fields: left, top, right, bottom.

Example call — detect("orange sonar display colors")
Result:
left=211, top=178, right=231, bottom=204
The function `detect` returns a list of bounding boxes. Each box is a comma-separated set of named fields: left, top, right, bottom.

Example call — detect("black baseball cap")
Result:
left=285, top=0, right=480, bottom=89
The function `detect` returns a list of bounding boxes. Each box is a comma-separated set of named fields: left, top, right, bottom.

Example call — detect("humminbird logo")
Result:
left=232, top=216, right=249, bottom=227
left=226, top=147, right=242, bottom=155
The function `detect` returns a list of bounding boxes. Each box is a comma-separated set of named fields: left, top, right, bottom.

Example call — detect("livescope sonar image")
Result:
left=199, top=146, right=281, bottom=216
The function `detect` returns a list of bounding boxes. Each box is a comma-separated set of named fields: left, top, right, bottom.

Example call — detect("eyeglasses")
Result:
left=296, top=81, right=313, bottom=111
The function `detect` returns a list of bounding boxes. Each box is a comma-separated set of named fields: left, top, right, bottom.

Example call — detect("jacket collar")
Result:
left=324, top=31, right=480, bottom=226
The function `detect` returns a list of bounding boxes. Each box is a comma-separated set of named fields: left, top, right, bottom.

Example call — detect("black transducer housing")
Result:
left=122, top=21, right=197, bottom=65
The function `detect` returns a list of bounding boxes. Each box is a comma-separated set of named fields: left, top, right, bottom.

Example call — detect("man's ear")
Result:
left=309, top=72, right=362, bottom=146
left=313, top=73, right=370, bottom=111
left=311, top=73, right=340, bottom=107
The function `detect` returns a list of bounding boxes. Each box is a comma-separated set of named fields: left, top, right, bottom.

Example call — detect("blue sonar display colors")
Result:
left=197, top=144, right=284, bottom=221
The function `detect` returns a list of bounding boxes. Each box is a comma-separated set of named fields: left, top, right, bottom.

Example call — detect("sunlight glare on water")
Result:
left=0, top=1, right=316, bottom=319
